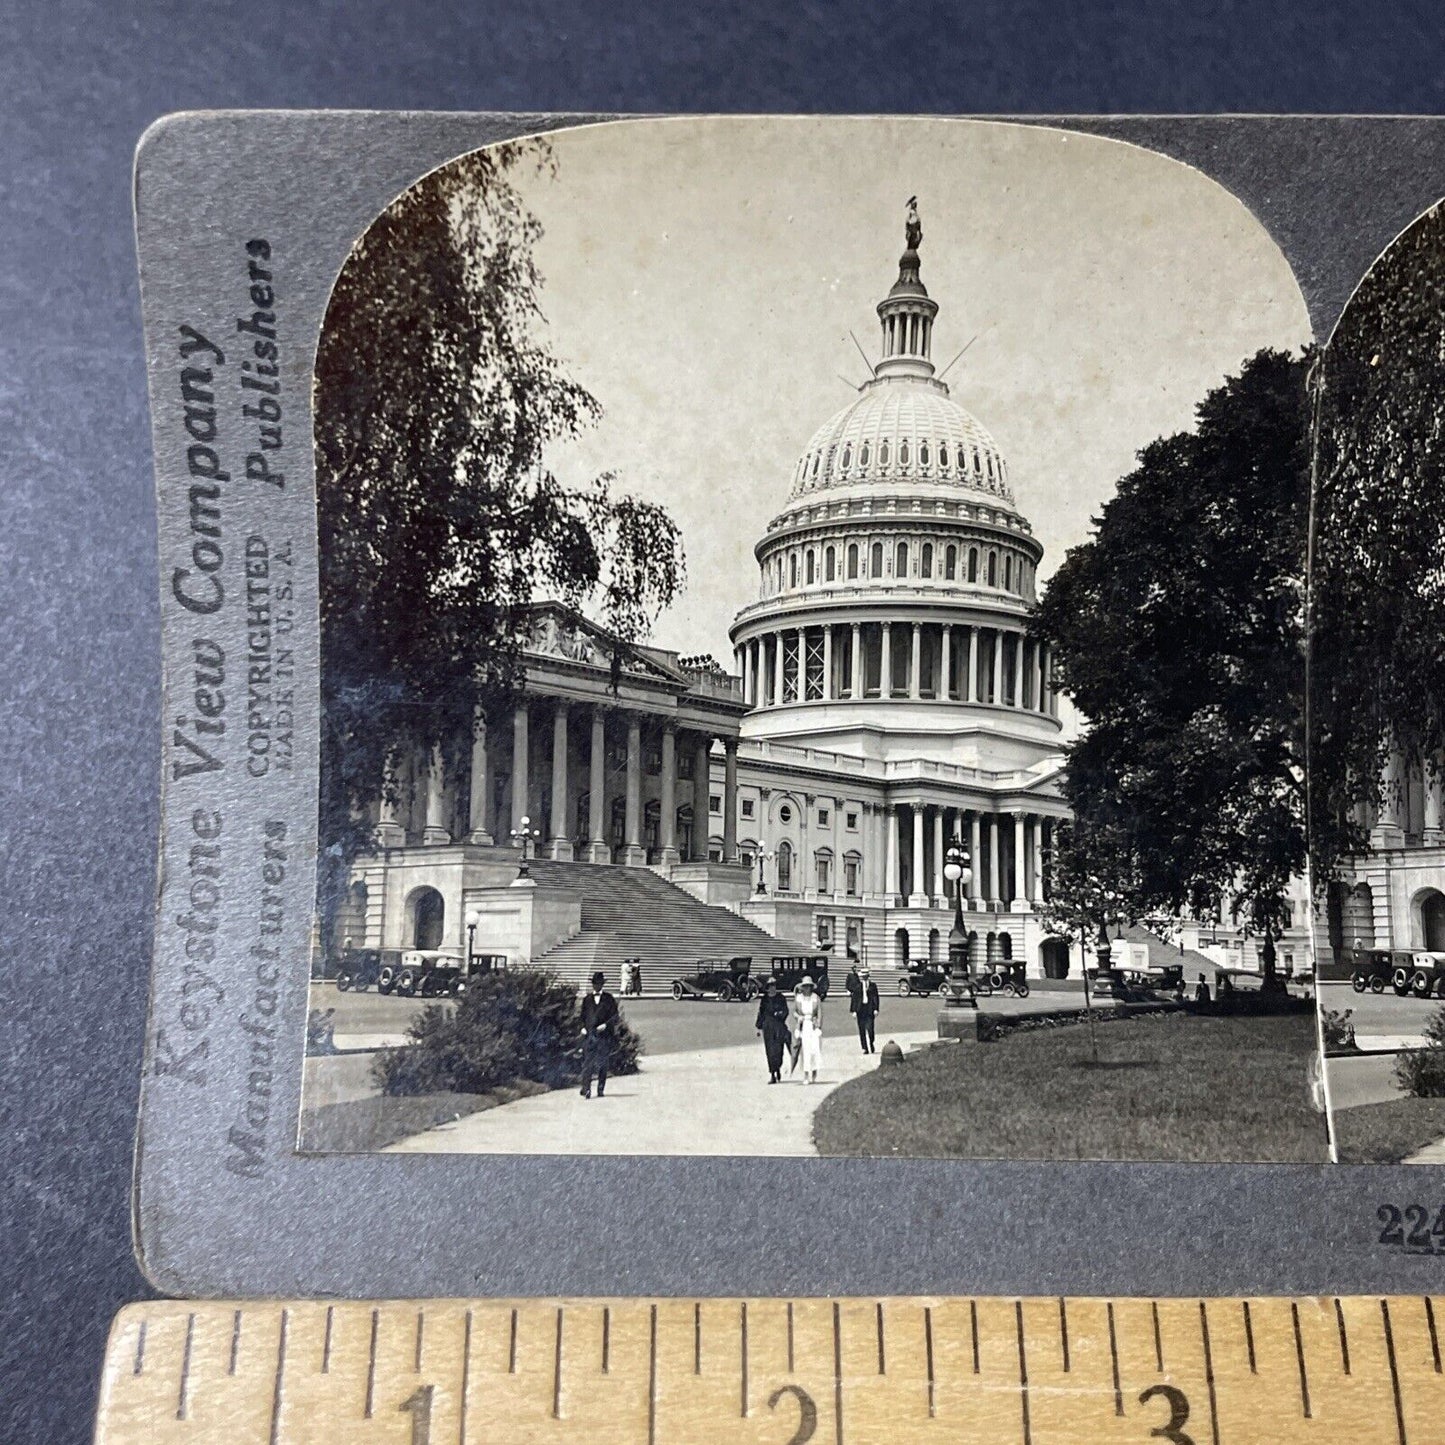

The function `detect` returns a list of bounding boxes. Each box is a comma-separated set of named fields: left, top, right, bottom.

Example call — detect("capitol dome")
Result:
left=789, top=383, right=1014, bottom=507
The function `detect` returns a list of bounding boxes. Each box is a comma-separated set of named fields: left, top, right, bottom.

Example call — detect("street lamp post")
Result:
left=465, top=908, right=479, bottom=974
left=509, top=814, right=542, bottom=877
left=942, top=838, right=977, bottom=1009
left=754, top=848, right=775, bottom=895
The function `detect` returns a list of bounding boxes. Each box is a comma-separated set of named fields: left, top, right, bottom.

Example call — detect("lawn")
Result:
left=1331, top=1097, right=1445, bottom=1164
left=814, top=1011, right=1328, bottom=1163
left=298, top=1079, right=550, bottom=1153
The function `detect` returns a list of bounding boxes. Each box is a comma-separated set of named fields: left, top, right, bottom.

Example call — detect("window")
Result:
left=817, top=914, right=835, bottom=946
left=811, top=453, right=820, bottom=477
left=860, top=442, right=870, bottom=468
left=945, top=544, right=957, bottom=580
left=846, top=811, right=858, bottom=830
left=847, top=543, right=859, bottom=579
left=777, top=841, right=793, bottom=891
left=895, top=541, right=908, bottom=577
left=880, top=440, right=890, bottom=467
left=779, top=804, right=793, bottom=824
left=825, top=546, right=836, bottom=582
left=921, top=542, right=933, bottom=578
left=920, top=441, right=930, bottom=467
left=709, top=794, right=721, bottom=815
left=806, top=551, right=815, bottom=585
left=871, top=542, right=883, bottom=576
left=741, top=798, right=755, bottom=819
left=842, top=444, right=852, bottom=469
left=900, top=440, right=910, bottom=466
left=1004, top=554, right=1013, bottom=590
left=818, top=808, right=830, bottom=828
left=968, top=547, right=979, bottom=582
left=816, top=854, right=832, bottom=893
left=790, top=554, right=798, bottom=587
left=844, top=858, right=860, bottom=896
left=987, top=551, right=998, bottom=587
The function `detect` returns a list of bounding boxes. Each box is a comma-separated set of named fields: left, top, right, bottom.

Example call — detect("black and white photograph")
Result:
left=298, top=116, right=1326, bottom=1162
left=1309, top=197, right=1445, bottom=1165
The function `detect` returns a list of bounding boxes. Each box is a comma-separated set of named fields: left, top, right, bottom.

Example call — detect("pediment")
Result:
left=520, top=605, right=682, bottom=685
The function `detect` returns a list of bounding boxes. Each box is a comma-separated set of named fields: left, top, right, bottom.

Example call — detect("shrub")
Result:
left=373, top=970, right=642, bottom=1097
left=1394, top=1006, right=1445, bottom=1098
left=1320, top=1008, right=1358, bottom=1054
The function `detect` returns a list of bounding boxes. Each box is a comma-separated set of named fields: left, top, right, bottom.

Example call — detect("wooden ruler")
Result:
left=96, top=1296, right=1443, bottom=1443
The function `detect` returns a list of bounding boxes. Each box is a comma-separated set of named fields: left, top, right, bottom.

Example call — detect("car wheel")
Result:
left=1394, top=968, right=1412, bottom=996
left=452, top=978, right=467, bottom=998
left=1370, top=975, right=1386, bottom=994
left=672, top=981, right=685, bottom=1001
left=1351, top=972, right=1367, bottom=993
left=335, top=972, right=352, bottom=992
left=1414, top=970, right=1434, bottom=999
left=377, top=967, right=395, bottom=995
left=397, top=968, right=417, bottom=996
left=897, top=978, right=911, bottom=997
left=717, top=981, right=734, bottom=1003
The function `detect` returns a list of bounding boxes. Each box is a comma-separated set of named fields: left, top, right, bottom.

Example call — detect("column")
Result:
left=659, top=724, right=679, bottom=863
left=796, top=628, right=807, bottom=701
left=585, top=709, right=609, bottom=863
left=992, top=631, right=1004, bottom=705
left=622, top=714, right=645, bottom=865
left=881, top=623, right=893, bottom=697
left=723, top=737, right=739, bottom=863
left=932, top=806, right=945, bottom=899
left=1034, top=643, right=1046, bottom=713
left=1030, top=816, right=1046, bottom=904
left=772, top=631, right=784, bottom=706
left=967, top=627, right=979, bottom=704
left=885, top=805, right=900, bottom=901
left=421, top=743, right=450, bottom=845
left=968, top=811, right=982, bottom=906
left=909, top=623, right=922, bottom=700
left=1014, top=813, right=1028, bottom=910
left=510, top=703, right=530, bottom=839
left=375, top=748, right=406, bottom=847
left=822, top=624, right=834, bottom=701
left=547, top=703, right=573, bottom=859
left=909, top=804, right=927, bottom=907
left=850, top=623, right=862, bottom=698
left=940, top=625, right=952, bottom=701
left=1041, top=644, right=1054, bottom=716
left=988, top=814, right=1001, bottom=908
left=1373, top=742, right=1407, bottom=848
left=693, top=734, right=712, bottom=862
left=466, top=710, right=493, bottom=844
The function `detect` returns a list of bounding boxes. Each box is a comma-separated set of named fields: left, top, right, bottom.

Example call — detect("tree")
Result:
left=314, top=140, right=685, bottom=946
left=1033, top=349, right=1313, bottom=978
left=1310, top=199, right=1445, bottom=883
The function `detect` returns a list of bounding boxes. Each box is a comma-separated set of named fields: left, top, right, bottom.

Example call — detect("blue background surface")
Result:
left=3, top=2, right=1444, bottom=1437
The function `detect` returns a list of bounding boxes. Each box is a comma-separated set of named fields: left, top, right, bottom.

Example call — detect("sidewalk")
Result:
left=384, top=1026, right=940, bottom=1156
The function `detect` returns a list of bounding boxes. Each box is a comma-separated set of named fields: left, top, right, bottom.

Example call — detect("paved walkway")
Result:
left=385, top=1027, right=940, bottom=1156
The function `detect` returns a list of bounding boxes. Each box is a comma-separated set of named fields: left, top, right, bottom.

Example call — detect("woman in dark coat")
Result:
left=755, top=978, right=792, bottom=1083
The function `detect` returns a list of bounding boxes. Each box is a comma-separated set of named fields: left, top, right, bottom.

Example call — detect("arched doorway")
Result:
left=894, top=928, right=911, bottom=968
left=405, top=886, right=445, bottom=950
left=643, top=799, right=660, bottom=859
left=1342, top=883, right=1375, bottom=952
left=1040, top=937, right=1070, bottom=979
left=927, top=928, right=940, bottom=963
left=1419, top=889, right=1445, bottom=950
left=337, top=880, right=368, bottom=951
left=777, top=840, right=794, bottom=892
left=678, top=804, right=694, bottom=861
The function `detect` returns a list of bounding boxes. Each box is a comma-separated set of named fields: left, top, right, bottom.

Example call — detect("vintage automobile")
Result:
left=761, top=953, right=832, bottom=998
left=1349, top=948, right=1417, bottom=997
left=671, top=956, right=757, bottom=1002
left=334, top=947, right=404, bottom=993
left=896, top=963, right=949, bottom=997
left=390, top=949, right=473, bottom=998
left=1120, top=963, right=1185, bottom=994
left=1406, top=952, right=1445, bottom=999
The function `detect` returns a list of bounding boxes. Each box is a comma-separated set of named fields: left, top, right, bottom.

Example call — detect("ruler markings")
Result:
left=1015, top=1301, right=1032, bottom=1445
left=1292, top=1300, right=1312, bottom=1419
left=647, top=1304, right=657, bottom=1445
left=740, top=1301, right=748, bottom=1417
left=1199, top=1301, right=1220, bottom=1445
left=552, top=1306, right=563, bottom=1419
left=364, top=1307, right=379, bottom=1418
left=970, top=1299, right=980, bottom=1374
left=602, top=1305, right=611, bottom=1374
left=132, top=1317, right=147, bottom=1376
left=832, top=1301, right=844, bottom=1445
left=1427, top=1297, right=1441, bottom=1373
left=176, top=1311, right=195, bottom=1420
left=1059, top=1297, right=1070, bottom=1373
left=266, top=1308, right=288, bottom=1445
left=1106, top=1301, right=1123, bottom=1417
left=1382, top=1299, right=1408, bottom=1445
left=876, top=1300, right=885, bottom=1375
left=1152, top=1300, right=1163, bottom=1373
left=317, top=1306, right=329, bottom=1376
left=924, top=1305, right=935, bottom=1418
left=458, top=1308, right=472, bottom=1445
left=508, top=1307, right=517, bottom=1374
left=1241, top=1300, right=1256, bottom=1374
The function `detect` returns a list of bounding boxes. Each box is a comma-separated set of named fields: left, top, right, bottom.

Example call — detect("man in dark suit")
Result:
left=850, top=966, right=880, bottom=1053
left=580, top=970, right=619, bottom=1098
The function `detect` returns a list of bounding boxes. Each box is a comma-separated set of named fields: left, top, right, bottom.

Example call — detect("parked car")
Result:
left=334, top=947, right=404, bottom=993
left=762, top=953, right=832, bottom=998
left=1406, top=952, right=1445, bottom=999
left=392, top=949, right=472, bottom=998
left=897, top=963, right=948, bottom=997
left=1120, top=963, right=1184, bottom=994
left=672, top=956, right=757, bottom=1002
left=1348, top=948, right=1417, bottom=997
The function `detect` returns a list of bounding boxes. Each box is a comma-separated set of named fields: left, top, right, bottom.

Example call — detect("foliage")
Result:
left=1311, top=199, right=1445, bottom=880
left=1033, top=350, right=1312, bottom=972
left=1319, top=1008, right=1358, bottom=1053
left=314, top=140, right=686, bottom=946
left=1394, top=1006, right=1445, bottom=1098
left=1036, top=815, right=1142, bottom=949
left=373, top=970, right=642, bottom=1096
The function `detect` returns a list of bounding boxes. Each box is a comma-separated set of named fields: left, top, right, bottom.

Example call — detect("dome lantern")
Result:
left=874, top=197, right=939, bottom=382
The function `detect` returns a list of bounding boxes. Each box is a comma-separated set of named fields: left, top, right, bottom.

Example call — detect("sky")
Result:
left=488, top=116, right=1314, bottom=665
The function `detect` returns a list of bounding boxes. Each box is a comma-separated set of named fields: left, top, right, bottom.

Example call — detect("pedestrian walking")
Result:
left=755, top=977, right=791, bottom=1083
left=792, top=975, right=824, bottom=1084
left=1194, top=972, right=1212, bottom=1008
left=579, top=970, right=619, bottom=1099
left=850, top=966, right=879, bottom=1053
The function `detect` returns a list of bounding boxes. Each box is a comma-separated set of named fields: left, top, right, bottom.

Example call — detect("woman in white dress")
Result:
left=792, top=975, right=823, bottom=1083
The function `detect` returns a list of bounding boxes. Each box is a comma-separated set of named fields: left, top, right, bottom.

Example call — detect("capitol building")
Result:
left=341, top=210, right=1075, bottom=983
